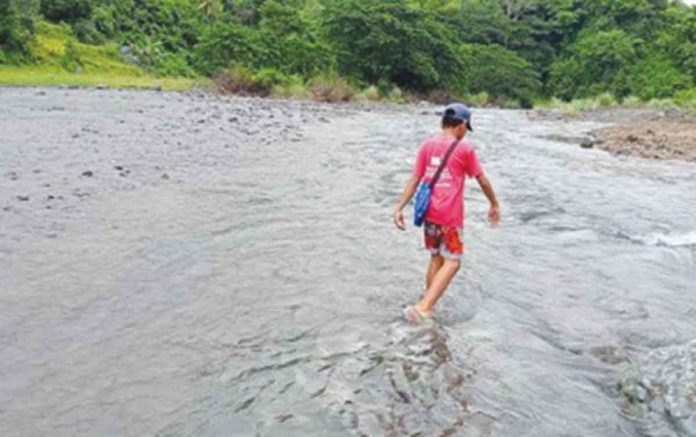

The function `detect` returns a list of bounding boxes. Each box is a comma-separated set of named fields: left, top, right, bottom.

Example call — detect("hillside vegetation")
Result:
left=1, top=0, right=694, bottom=108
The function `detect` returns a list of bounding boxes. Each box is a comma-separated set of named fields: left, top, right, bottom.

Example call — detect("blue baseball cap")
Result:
left=443, top=103, right=473, bottom=131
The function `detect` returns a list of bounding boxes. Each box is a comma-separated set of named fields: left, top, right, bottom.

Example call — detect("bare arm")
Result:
left=476, top=174, right=501, bottom=225
left=393, top=174, right=421, bottom=230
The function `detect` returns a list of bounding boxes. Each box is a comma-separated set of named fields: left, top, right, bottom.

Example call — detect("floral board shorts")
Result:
left=424, top=221, right=463, bottom=259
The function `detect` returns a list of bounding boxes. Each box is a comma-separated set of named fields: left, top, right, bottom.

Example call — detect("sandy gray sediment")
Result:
left=0, top=87, right=359, bottom=241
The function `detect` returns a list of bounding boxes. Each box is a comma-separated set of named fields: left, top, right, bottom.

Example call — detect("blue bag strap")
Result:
left=428, top=139, right=459, bottom=189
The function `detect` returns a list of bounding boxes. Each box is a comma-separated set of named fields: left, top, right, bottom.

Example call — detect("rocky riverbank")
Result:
left=529, top=107, right=696, bottom=162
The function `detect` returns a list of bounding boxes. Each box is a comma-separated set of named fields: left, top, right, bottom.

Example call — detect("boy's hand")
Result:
left=488, top=205, right=501, bottom=227
left=393, top=209, right=406, bottom=231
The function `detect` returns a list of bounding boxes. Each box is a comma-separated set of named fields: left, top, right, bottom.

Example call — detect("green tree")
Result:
left=192, top=22, right=267, bottom=74
left=322, top=0, right=462, bottom=91
left=133, top=35, right=163, bottom=68
left=576, top=0, right=670, bottom=39
left=627, top=52, right=692, bottom=99
left=549, top=29, right=639, bottom=99
left=0, top=0, right=36, bottom=59
left=459, top=43, right=541, bottom=106
left=198, top=0, right=223, bottom=20
left=653, top=3, right=696, bottom=83
left=2, top=0, right=692, bottom=103
left=456, top=0, right=512, bottom=46
left=501, top=0, right=538, bottom=21
left=258, top=0, right=333, bottom=77
left=40, top=0, right=93, bottom=24
left=227, top=0, right=266, bottom=25
left=89, top=0, right=203, bottom=74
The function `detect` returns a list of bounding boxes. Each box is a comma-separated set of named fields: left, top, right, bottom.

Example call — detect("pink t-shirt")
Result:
left=412, top=134, right=483, bottom=228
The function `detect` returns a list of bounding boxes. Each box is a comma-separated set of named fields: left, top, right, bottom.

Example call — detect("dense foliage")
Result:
left=0, top=0, right=37, bottom=60
left=1, top=0, right=695, bottom=105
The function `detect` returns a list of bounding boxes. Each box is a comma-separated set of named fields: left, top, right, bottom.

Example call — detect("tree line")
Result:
left=1, top=0, right=695, bottom=106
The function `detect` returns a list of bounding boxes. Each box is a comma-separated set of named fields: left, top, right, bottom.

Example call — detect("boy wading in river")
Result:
left=393, top=103, right=500, bottom=322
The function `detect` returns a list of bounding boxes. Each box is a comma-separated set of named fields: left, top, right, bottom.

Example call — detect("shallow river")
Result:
left=1, top=88, right=695, bottom=436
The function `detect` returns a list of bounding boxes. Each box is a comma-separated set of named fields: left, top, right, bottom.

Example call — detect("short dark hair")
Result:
left=441, top=116, right=464, bottom=129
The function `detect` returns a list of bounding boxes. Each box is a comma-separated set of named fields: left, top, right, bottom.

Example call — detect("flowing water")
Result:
left=1, top=87, right=695, bottom=436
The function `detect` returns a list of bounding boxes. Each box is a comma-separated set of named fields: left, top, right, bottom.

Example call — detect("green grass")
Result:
left=0, top=65, right=199, bottom=90
left=0, top=21, right=199, bottom=91
left=535, top=90, right=696, bottom=116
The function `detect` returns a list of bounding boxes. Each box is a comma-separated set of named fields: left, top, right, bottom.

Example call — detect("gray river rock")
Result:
left=620, top=340, right=696, bottom=436
left=1, top=87, right=695, bottom=436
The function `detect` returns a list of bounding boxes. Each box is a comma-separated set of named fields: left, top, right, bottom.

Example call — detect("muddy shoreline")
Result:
left=529, top=107, right=696, bottom=162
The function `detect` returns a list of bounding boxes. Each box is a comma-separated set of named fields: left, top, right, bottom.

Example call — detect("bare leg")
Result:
left=418, top=259, right=460, bottom=313
left=426, top=254, right=444, bottom=289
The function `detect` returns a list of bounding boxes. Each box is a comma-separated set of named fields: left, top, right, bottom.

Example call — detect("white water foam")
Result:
left=630, top=231, right=696, bottom=247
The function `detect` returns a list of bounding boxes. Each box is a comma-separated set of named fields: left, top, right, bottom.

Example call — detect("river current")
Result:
left=1, top=87, right=695, bottom=436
